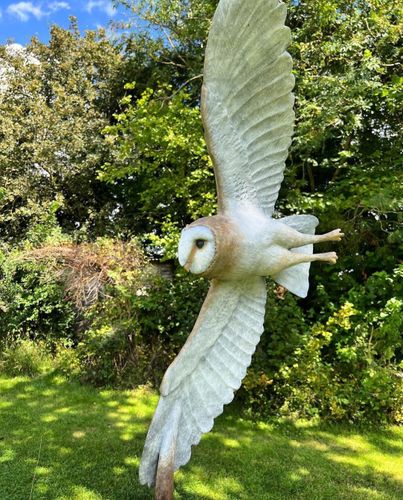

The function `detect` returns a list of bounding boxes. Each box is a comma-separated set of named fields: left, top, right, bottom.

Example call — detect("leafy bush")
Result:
left=1, top=237, right=401, bottom=424
left=0, top=339, right=53, bottom=377
left=0, top=237, right=204, bottom=387
left=242, top=267, right=403, bottom=424
left=77, top=268, right=207, bottom=387
left=0, top=248, right=77, bottom=344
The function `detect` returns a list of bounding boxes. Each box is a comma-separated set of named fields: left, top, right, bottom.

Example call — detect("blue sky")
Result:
left=0, top=1, right=130, bottom=45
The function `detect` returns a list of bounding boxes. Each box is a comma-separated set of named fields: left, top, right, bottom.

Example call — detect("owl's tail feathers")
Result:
left=139, top=396, right=182, bottom=494
left=273, top=215, right=319, bottom=299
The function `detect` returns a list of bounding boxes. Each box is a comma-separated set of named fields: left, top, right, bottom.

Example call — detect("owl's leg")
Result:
left=268, top=248, right=339, bottom=271
left=285, top=250, right=339, bottom=266
left=274, top=224, right=344, bottom=249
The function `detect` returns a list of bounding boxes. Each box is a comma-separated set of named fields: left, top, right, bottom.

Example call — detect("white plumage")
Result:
left=140, top=0, right=343, bottom=492
left=140, top=278, right=267, bottom=486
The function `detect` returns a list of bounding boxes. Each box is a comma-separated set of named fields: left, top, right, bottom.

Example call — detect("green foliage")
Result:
left=77, top=269, right=208, bottom=387
left=0, top=233, right=207, bottom=388
left=116, top=0, right=217, bottom=100
left=1, top=241, right=400, bottom=423
left=108, top=0, right=402, bottom=280
left=0, top=21, right=123, bottom=241
left=284, top=0, right=403, bottom=292
left=0, top=247, right=76, bottom=344
left=243, top=268, right=403, bottom=424
left=0, top=339, right=53, bottom=377
left=101, top=86, right=215, bottom=257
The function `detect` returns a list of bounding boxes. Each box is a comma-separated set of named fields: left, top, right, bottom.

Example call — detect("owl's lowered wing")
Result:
left=139, top=278, right=267, bottom=486
left=202, top=0, right=295, bottom=216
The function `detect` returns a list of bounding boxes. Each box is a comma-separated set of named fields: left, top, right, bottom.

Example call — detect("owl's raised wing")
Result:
left=202, top=0, right=295, bottom=216
left=139, top=278, right=266, bottom=486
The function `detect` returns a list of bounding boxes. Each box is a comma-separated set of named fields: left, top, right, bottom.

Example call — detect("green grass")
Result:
left=0, top=374, right=402, bottom=499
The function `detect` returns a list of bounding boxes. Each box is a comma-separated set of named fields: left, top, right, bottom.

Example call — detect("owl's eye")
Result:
left=196, top=239, right=206, bottom=249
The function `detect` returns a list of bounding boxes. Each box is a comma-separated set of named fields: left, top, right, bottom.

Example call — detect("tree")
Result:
left=285, top=0, right=403, bottom=303
left=100, top=86, right=215, bottom=256
left=0, top=20, right=123, bottom=243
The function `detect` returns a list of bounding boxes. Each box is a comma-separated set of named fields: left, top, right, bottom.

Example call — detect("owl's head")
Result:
left=178, top=216, right=240, bottom=278
left=178, top=224, right=216, bottom=275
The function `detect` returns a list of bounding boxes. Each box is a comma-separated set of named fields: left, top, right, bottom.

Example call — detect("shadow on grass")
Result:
left=0, top=374, right=402, bottom=499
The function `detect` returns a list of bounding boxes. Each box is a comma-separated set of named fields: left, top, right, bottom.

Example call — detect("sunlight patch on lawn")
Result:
left=0, top=448, right=15, bottom=463
left=350, top=485, right=387, bottom=499
left=16, top=393, right=31, bottom=400
left=108, top=411, right=132, bottom=422
left=72, top=431, right=87, bottom=439
left=302, top=439, right=329, bottom=452
left=221, top=438, right=241, bottom=448
left=327, top=447, right=403, bottom=480
left=105, top=400, right=119, bottom=408
left=120, top=431, right=135, bottom=441
left=55, top=406, right=74, bottom=415
left=34, top=466, right=51, bottom=476
left=178, top=473, right=244, bottom=500
left=41, top=414, right=58, bottom=423
left=112, top=466, right=126, bottom=476
left=0, top=376, right=29, bottom=390
left=123, top=456, right=140, bottom=467
left=289, top=439, right=302, bottom=448
left=36, top=483, right=49, bottom=495
left=41, top=389, right=57, bottom=397
left=58, top=485, right=103, bottom=500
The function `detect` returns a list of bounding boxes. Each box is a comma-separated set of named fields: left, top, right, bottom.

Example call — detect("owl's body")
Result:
left=140, top=0, right=344, bottom=496
left=179, top=206, right=341, bottom=292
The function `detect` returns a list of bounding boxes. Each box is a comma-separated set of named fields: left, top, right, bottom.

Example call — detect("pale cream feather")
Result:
left=139, top=278, right=267, bottom=485
left=202, top=0, right=295, bottom=215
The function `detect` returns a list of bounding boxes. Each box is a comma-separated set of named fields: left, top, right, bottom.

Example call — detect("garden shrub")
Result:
left=0, top=339, right=53, bottom=377
left=241, top=267, right=403, bottom=424
left=0, top=248, right=77, bottom=344
left=77, top=269, right=208, bottom=387
left=0, top=238, right=208, bottom=388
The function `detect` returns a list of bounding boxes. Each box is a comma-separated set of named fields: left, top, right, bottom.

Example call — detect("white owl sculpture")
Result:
left=140, top=0, right=343, bottom=496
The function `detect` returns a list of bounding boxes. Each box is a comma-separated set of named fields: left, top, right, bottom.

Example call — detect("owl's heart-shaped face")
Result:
left=178, top=226, right=216, bottom=275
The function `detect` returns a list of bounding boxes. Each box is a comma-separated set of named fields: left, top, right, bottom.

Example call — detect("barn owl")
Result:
left=140, top=0, right=343, bottom=494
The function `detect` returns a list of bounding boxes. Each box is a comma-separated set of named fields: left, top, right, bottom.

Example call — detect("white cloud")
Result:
left=6, top=1, right=70, bottom=22
left=7, top=2, right=46, bottom=22
left=86, top=1, right=116, bottom=17
left=48, top=1, right=70, bottom=13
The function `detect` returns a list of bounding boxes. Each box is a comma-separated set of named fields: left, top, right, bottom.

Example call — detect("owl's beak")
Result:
left=183, top=245, right=198, bottom=273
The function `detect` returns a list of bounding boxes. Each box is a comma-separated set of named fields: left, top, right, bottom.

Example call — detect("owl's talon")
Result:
left=322, top=252, right=338, bottom=264
left=322, top=229, right=344, bottom=242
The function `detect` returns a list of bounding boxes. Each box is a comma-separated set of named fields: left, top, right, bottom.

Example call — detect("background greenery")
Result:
left=0, top=0, right=402, bottom=425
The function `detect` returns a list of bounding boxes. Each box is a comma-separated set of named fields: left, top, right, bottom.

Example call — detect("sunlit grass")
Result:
left=0, top=374, right=402, bottom=499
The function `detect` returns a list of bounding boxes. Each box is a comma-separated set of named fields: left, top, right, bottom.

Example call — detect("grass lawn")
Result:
left=0, top=374, right=402, bottom=499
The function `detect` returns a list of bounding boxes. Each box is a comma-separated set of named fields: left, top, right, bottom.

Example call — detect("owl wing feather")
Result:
left=202, top=0, right=295, bottom=216
left=139, top=278, right=267, bottom=486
